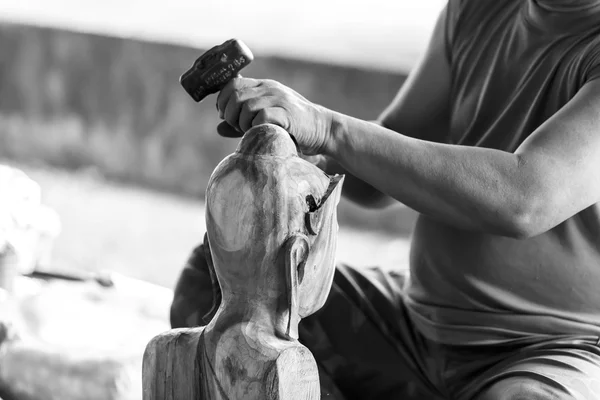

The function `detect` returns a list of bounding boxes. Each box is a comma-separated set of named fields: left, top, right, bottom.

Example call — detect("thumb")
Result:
left=300, top=154, right=327, bottom=169
left=217, top=121, right=243, bottom=138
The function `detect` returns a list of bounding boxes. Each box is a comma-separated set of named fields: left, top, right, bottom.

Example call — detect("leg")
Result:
left=476, top=377, right=579, bottom=400
left=170, top=241, right=219, bottom=328
left=299, top=264, right=445, bottom=400
left=459, top=338, right=600, bottom=400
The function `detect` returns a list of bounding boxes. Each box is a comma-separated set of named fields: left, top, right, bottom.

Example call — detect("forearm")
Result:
left=313, top=120, right=394, bottom=208
left=325, top=113, right=540, bottom=237
left=318, top=156, right=394, bottom=209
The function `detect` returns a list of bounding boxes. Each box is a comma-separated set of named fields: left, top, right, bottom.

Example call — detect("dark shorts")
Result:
left=171, top=244, right=600, bottom=400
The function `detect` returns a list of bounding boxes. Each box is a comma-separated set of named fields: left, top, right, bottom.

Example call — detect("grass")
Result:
left=12, top=161, right=412, bottom=290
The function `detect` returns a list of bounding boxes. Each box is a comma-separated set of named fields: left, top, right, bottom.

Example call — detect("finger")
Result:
left=222, top=87, right=263, bottom=133
left=300, top=154, right=326, bottom=166
left=223, top=92, right=244, bottom=133
left=251, top=107, right=290, bottom=130
left=238, top=102, right=256, bottom=134
left=238, top=96, right=274, bottom=133
left=253, top=107, right=303, bottom=153
left=216, top=81, right=234, bottom=119
left=216, top=77, right=260, bottom=118
left=216, top=121, right=243, bottom=138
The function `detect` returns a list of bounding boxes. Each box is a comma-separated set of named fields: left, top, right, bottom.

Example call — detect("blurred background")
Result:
left=0, top=0, right=445, bottom=289
left=0, top=1, right=444, bottom=398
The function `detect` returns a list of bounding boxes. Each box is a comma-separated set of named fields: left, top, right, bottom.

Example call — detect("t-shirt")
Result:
left=405, top=0, right=600, bottom=345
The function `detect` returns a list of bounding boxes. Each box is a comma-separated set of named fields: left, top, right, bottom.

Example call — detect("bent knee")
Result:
left=475, top=376, right=571, bottom=400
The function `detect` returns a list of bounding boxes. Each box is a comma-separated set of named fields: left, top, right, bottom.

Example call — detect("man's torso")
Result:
left=406, top=0, right=600, bottom=345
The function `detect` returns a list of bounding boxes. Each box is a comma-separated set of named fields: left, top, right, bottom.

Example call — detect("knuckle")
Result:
left=262, top=108, right=275, bottom=121
left=253, top=109, right=268, bottom=125
left=224, top=106, right=236, bottom=122
left=263, top=79, right=279, bottom=88
left=232, top=90, right=243, bottom=103
left=240, top=103, right=253, bottom=118
left=240, top=119, right=252, bottom=133
left=257, top=108, right=268, bottom=119
left=284, top=114, right=292, bottom=130
left=240, top=100, right=250, bottom=112
left=231, top=76, right=244, bottom=87
left=281, top=92, right=293, bottom=103
left=245, top=97, right=261, bottom=112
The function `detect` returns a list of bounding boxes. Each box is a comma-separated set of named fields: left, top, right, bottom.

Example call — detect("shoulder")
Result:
left=144, top=326, right=205, bottom=354
left=445, top=0, right=522, bottom=61
left=143, top=326, right=205, bottom=375
left=265, top=344, right=319, bottom=400
left=447, top=0, right=517, bottom=17
left=446, top=0, right=521, bottom=34
left=143, top=327, right=206, bottom=400
left=582, top=31, right=600, bottom=84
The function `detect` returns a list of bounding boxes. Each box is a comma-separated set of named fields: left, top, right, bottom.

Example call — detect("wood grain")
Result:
left=142, top=328, right=204, bottom=400
left=143, top=123, right=344, bottom=399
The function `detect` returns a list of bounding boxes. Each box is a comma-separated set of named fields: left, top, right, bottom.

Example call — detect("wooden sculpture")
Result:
left=143, top=123, right=344, bottom=400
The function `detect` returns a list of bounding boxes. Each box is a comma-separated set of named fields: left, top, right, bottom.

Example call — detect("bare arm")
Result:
left=215, top=5, right=600, bottom=239
left=324, top=78, right=600, bottom=238
left=300, top=6, right=453, bottom=209
left=315, top=134, right=394, bottom=209
left=218, top=69, right=600, bottom=237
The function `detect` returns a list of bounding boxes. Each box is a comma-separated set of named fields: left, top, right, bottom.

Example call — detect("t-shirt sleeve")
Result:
left=444, top=0, right=462, bottom=63
left=586, top=60, right=600, bottom=83
left=584, top=40, right=600, bottom=83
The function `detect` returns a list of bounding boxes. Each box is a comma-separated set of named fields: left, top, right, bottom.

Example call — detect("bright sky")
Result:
left=0, top=0, right=446, bottom=72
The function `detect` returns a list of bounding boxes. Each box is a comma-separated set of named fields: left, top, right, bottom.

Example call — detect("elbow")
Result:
left=493, top=154, right=558, bottom=240
left=355, top=194, right=396, bottom=210
left=502, top=211, right=541, bottom=240
left=498, top=193, right=551, bottom=240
